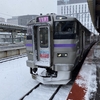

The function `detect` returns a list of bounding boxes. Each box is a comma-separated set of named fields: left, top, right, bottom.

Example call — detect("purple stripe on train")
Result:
left=26, top=44, right=33, bottom=47
left=26, top=44, right=76, bottom=47
left=54, top=44, right=76, bottom=47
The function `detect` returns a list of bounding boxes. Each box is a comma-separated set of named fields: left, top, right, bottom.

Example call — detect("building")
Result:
left=57, top=0, right=98, bottom=34
left=57, top=0, right=87, bottom=4
left=18, top=15, right=38, bottom=26
left=68, top=0, right=87, bottom=4
left=6, top=15, right=38, bottom=43
left=57, top=0, right=65, bottom=5
left=7, top=15, right=38, bottom=26
left=7, top=16, right=18, bottom=25
left=0, top=17, right=5, bottom=22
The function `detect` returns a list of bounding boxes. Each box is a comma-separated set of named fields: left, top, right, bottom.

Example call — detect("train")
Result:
left=25, top=13, right=97, bottom=84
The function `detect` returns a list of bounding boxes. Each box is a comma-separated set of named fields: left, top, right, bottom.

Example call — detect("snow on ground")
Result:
left=75, top=63, right=97, bottom=100
left=0, top=57, right=39, bottom=100
left=53, top=84, right=72, bottom=100
left=75, top=44, right=100, bottom=100
left=24, top=84, right=72, bottom=100
left=24, top=85, right=59, bottom=100
left=0, top=57, right=72, bottom=100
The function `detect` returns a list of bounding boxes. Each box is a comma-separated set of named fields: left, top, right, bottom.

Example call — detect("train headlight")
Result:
left=57, top=53, right=68, bottom=57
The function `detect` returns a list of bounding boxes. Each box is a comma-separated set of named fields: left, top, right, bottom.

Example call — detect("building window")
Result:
left=87, top=13, right=89, bottom=22
left=70, top=6, right=71, bottom=14
left=87, top=23, right=89, bottom=28
left=74, top=5, right=76, bottom=13
left=91, top=23, right=92, bottom=31
left=84, top=14, right=86, bottom=22
left=84, top=23, right=86, bottom=26
left=82, top=14, right=83, bottom=22
left=73, top=5, right=74, bottom=14
left=82, top=5, right=83, bottom=13
left=85, top=4, right=86, bottom=12
left=78, top=14, right=80, bottom=21
left=79, top=5, right=80, bottom=13
left=64, top=6, right=66, bottom=14
left=76, top=5, right=77, bottom=13
left=85, top=4, right=89, bottom=12
left=67, top=6, right=68, bottom=14
left=61, top=6, right=63, bottom=14
left=68, top=6, right=70, bottom=14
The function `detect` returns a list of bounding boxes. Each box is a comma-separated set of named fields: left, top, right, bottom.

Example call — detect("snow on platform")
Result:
left=67, top=42, right=100, bottom=100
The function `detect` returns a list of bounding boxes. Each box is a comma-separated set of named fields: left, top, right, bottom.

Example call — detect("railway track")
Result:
left=0, top=54, right=26, bottom=63
left=20, top=83, right=41, bottom=100
left=19, top=83, right=71, bottom=100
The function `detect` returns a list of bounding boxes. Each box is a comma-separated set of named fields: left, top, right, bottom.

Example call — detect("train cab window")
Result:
left=55, top=21, right=74, bottom=33
left=54, top=21, right=76, bottom=39
left=39, top=27, right=48, bottom=48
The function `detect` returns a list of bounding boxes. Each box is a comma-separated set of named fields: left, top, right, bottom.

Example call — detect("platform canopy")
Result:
left=87, top=0, right=100, bottom=33
left=0, top=22, right=27, bottom=33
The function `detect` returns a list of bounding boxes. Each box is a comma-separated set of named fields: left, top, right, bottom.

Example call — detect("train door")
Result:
left=35, top=26, right=51, bottom=67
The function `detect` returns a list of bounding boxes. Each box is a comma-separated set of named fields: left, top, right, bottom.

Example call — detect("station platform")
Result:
left=0, top=43, right=26, bottom=58
left=67, top=41, right=100, bottom=100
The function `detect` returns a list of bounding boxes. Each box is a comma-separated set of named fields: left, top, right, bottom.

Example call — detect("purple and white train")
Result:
left=25, top=13, right=96, bottom=84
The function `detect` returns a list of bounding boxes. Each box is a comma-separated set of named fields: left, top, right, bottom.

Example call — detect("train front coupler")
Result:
left=31, top=67, right=57, bottom=77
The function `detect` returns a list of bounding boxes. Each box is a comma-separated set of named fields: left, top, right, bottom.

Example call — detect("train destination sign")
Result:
left=37, top=16, right=50, bottom=22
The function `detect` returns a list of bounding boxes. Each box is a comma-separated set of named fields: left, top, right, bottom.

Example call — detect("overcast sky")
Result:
left=0, top=0, right=57, bottom=19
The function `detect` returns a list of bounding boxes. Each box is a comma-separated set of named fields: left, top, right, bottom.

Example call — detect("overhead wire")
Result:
left=0, top=12, right=12, bottom=17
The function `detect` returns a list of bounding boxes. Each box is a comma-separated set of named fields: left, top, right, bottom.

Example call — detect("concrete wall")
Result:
left=0, top=48, right=26, bottom=59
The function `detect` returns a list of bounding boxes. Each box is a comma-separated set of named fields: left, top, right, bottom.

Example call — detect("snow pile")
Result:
left=94, top=45, right=100, bottom=58
left=75, top=63, right=97, bottom=100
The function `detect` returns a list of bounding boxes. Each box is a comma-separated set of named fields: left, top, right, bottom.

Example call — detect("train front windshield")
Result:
left=54, top=21, right=76, bottom=39
left=54, top=21, right=74, bottom=33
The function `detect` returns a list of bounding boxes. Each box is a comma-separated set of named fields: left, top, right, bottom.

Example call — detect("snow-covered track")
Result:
left=0, top=54, right=26, bottom=63
left=20, top=83, right=64, bottom=100
left=49, top=85, right=62, bottom=100
left=20, top=83, right=41, bottom=100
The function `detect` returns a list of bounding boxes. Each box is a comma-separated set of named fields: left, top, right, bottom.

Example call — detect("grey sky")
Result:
left=0, top=0, right=57, bottom=19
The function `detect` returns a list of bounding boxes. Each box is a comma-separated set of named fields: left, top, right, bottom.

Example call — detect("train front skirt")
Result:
left=31, top=68, right=71, bottom=84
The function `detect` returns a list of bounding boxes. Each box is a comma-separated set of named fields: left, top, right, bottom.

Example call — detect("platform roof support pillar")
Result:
left=11, top=32, right=17, bottom=44
left=11, top=32, right=14, bottom=44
